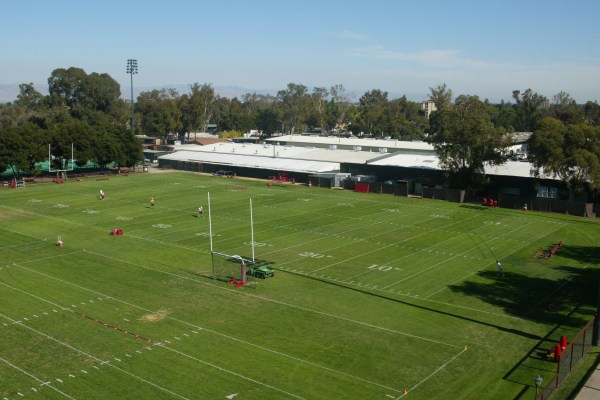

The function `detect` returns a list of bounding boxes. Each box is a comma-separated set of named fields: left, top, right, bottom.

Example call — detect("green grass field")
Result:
left=1, top=171, right=599, bottom=400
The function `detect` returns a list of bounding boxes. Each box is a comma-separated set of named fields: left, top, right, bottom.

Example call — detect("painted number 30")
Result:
left=299, top=252, right=325, bottom=258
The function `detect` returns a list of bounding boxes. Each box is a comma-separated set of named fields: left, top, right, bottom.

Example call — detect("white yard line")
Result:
left=423, top=220, right=566, bottom=299
left=0, top=312, right=191, bottom=400
left=396, top=347, right=468, bottom=399
left=0, top=357, right=77, bottom=400
left=0, top=281, right=71, bottom=311
left=0, top=276, right=404, bottom=394
left=86, top=250, right=462, bottom=349
left=9, top=256, right=461, bottom=397
left=311, top=213, right=483, bottom=275
left=0, top=226, right=47, bottom=241
left=159, top=345, right=306, bottom=399
left=380, top=220, right=539, bottom=290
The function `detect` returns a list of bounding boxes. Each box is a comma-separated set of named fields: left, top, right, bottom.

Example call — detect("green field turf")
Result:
left=1, top=171, right=599, bottom=400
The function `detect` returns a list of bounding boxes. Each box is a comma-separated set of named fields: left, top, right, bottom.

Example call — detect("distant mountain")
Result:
left=0, top=83, right=426, bottom=104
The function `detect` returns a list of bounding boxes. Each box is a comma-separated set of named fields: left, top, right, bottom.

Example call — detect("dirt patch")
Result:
left=139, top=308, right=169, bottom=322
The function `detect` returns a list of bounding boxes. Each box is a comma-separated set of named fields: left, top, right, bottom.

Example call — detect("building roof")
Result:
left=266, top=134, right=435, bottom=153
left=160, top=144, right=341, bottom=173
left=160, top=138, right=556, bottom=181
left=368, top=152, right=535, bottom=178
left=169, top=142, right=384, bottom=164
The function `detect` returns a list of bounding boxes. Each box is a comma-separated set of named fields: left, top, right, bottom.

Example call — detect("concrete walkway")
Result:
left=575, top=361, right=600, bottom=400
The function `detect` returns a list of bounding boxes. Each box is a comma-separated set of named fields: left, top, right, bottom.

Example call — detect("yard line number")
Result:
left=298, top=252, right=332, bottom=259
left=367, top=264, right=401, bottom=272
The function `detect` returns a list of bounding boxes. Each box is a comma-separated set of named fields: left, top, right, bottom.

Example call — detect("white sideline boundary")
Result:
left=423, top=221, right=566, bottom=300
left=159, top=345, right=305, bottom=399
left=0, top=312, right=191, bottom=400
left=307, top=213, right=483, bottom=274
left=0, top=193, right=554, bottom=325
left=383, top=220, right=543, bottom=290
left=0, top=205, right=211, bottom=255
left=396, top=346, right=468, bottom=399
left=82, top=249, right=461, bottom=349
left=3, top=264, right=404, bottom=396
left=0, top=356, right=77, bottom=400
left=0, top=278, right=406, bottom=395
left=8, top=255, right=463, bottom=395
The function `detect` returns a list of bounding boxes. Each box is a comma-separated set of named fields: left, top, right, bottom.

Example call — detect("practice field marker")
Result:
left=1, top=357, right=77, bottom=399
left=11, top=257, right=419, bottom=394
left=0, top=311, right=191, bottom=399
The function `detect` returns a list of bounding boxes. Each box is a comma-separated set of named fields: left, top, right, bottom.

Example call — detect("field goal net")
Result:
left=211, top=252, right=254, bottom=286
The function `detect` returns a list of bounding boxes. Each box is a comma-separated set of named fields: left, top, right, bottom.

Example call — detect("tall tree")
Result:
left=528, top=117, right=600, bottom=199
left=550, top=91, right=583, bottom=125
left=330, top=84, right=354, bottom=133
left=427, top=84, right=453, bottom=134
left=511, top=89, right=549, bottom=131
left=187, top=83, right=216, bottom=132
left=311, top=87, right=329, bottom=133
left=0, top=126, right=26, bottom=175
left=583, top=101, right=600, bottom=126
left=358, top=89, right=388, bottom=136
left=48, top=119, right=94, bottom=170
left=47, top=67, right=121, bottom=119
left=256, top=108, right=280, bottom=137
left=136, top=89, right=182, bottom=142
left=15, top=83, right=44, bottom=111
left=277, top=83, right=309, bottom=134
left=428, top=95, right=511, bottom=189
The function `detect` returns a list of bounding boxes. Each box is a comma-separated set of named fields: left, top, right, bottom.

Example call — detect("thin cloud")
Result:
left=331, top=29, right=368, bottom=40
left=347, top=45, right=492, bottom=69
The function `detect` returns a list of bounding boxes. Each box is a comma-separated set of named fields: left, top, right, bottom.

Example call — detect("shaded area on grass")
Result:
left=557, top=245, right=600, bottom=266
left=448, top=270, right=593, bottom=326
left=273, top=267, right=542, bottom=341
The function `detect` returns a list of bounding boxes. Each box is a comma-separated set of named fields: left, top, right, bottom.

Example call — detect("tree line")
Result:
left=1, top=66, right=599, bottom=198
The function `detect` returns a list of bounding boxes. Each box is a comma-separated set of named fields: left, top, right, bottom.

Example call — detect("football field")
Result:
left=1, top=171, right=599, bottom=399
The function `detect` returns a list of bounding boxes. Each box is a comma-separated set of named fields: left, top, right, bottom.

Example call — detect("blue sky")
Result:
left=2, top=0, right=600, bottom=102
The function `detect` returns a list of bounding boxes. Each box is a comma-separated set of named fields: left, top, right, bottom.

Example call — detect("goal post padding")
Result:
left=211, top=252, right=253, bottom=283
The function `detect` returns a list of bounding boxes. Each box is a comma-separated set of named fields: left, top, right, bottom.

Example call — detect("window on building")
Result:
left=537, top=186, right=558, bottom=199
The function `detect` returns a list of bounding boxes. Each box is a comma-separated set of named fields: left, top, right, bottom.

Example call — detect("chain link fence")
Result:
left=538, top=317, right=596, bottom=399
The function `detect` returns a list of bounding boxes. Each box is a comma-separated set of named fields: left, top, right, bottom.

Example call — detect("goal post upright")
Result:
left=250, top=198, right=255, bottom=263
left=208, top=192, right=214, bottom=254
left=48, top=143, right=75, bottom=175
left=207, top=192, right=257, bottom=284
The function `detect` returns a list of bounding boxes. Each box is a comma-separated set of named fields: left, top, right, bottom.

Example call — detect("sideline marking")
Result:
left=160, top=345, right=305, bottom=399
left=395, top=347, right=468, bottom=399
left=12, top=260, right=414, bottom=393
left=0, top=357, right=77, bottom=400
left=0, top=313, right=190, bottom=400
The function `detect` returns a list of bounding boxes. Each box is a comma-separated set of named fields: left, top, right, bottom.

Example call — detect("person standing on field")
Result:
left=150, top=196, right=155, bottom=208
left=496, top=259, right=503, bottom=276
left=198, top=206, right=203, bottom=217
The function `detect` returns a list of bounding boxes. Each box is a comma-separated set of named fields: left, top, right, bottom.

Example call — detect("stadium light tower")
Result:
left=126, top=59, right=138, bottom=133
